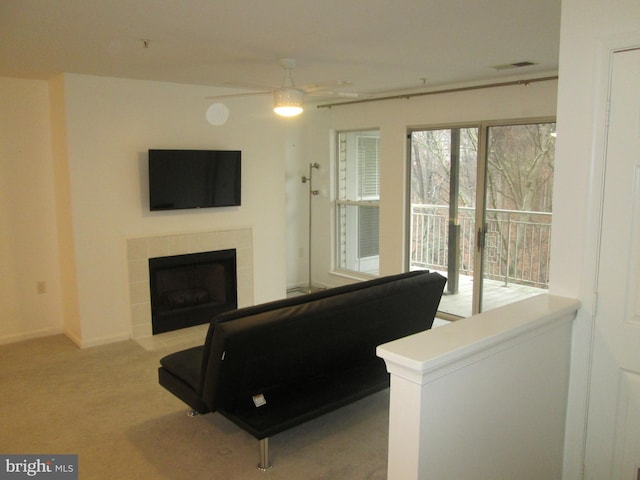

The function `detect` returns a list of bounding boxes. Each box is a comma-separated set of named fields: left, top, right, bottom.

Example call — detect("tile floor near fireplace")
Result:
left=135, top=323, right=210, bottom=352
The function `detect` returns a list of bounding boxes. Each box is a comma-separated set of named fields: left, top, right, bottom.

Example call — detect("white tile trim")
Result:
left=126, top=228, right=253, bottom=339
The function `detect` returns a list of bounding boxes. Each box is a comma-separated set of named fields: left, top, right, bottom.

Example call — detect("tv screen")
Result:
left=148, top=149, right=241, bottom=211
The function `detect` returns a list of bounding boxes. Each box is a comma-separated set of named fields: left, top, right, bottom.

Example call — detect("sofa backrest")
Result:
left=200, top=271, right=446, bottom=411
left=198, top=270, right=430, bottom=386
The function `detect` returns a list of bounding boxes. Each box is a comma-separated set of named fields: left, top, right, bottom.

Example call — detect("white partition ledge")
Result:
left=377, top=294, right=580, bottom=480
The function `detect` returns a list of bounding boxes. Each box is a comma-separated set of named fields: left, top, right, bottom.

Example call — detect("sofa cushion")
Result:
left=160, top=345, right=204, bottom=393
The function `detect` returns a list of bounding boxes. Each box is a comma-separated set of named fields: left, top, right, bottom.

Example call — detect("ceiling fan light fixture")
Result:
left=273, top=88, right=304, bottom=117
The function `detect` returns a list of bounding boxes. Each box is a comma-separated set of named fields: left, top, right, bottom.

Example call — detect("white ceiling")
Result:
left=0, top=0, right=560, bottom=99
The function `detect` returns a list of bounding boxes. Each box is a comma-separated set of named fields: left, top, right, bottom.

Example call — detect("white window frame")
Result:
left=334, top=129, right=380, bottom=277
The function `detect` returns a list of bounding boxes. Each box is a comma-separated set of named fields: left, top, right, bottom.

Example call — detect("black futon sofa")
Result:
left=158, top=270, right=446, bottom=469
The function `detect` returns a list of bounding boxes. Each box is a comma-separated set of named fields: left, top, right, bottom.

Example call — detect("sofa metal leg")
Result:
left=186, top=410, right=199, bottom=417
left=257, top=438, right=272, bottom=471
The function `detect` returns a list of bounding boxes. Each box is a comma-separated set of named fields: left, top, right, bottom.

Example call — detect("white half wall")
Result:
left=378, top=295, right=579, bottom=480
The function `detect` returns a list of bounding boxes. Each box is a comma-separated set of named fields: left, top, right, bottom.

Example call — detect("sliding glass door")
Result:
left=408, top=120, right=555, bottom=318
left=480, top=123, right=554, bottom=312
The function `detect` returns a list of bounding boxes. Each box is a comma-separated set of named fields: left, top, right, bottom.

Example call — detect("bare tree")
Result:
left=410, top=123, right=555, bottom=288
left=486, top=123, right=555, bottom=212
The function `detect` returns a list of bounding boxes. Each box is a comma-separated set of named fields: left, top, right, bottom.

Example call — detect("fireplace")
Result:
left=126, top=228, right=253, bottom=340
left=149, top=249, right=237, bottom=334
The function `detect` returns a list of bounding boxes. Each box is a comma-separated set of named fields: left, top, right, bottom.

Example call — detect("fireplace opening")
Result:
left=149, top=249, right=237, bottom=334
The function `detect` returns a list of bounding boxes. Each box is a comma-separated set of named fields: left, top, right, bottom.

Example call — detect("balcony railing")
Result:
left=410, top=205, right=552, bottom=289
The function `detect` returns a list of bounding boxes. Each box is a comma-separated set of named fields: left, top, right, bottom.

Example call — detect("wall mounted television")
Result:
left=148, top=149, right=241, bottom=211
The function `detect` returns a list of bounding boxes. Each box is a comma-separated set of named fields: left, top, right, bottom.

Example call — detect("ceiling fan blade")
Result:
left=204, top=59, right=368, bottom=114
left=217, top=81, right=276, bottom=91
left=300, top=80, right=352, bottom=94
left=205, top=91, right=272, bottom=100
left=306, top=90, right=372, bottom=98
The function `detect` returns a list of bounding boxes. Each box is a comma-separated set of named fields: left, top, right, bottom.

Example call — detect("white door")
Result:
left=585, top=48, right=640, bottom=480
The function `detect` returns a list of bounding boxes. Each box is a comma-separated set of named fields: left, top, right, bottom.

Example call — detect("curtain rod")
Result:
left=316, top=75, right=559, bottom=109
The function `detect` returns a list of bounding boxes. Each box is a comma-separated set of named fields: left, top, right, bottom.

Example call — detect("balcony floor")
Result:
left=434, top=270, right=547, bottom=318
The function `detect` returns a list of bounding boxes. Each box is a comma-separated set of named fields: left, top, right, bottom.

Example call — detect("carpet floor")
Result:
left=0, top=335, right=389, bottom=479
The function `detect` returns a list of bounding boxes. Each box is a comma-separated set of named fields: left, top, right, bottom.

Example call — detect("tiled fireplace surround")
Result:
left=126, top=228, right=253, bottom=348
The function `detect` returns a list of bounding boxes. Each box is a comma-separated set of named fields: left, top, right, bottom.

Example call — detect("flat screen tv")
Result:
left=148, top=149, right=241, bottom=211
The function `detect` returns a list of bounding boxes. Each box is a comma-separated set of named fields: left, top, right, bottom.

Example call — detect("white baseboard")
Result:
left=0, top=327, right=130, bottom=349
left=0, top=326, right=64, bottom=346
left=77, top=332, right=131, bottom=349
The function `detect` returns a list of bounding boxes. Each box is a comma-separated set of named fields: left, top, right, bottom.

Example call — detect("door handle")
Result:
left=477, top=226, right=486, bottom=250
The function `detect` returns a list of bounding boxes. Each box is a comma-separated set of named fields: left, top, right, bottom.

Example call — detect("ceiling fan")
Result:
left=206, top=58, right=364, bottom=117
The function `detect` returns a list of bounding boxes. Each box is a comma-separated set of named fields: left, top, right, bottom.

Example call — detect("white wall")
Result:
left=284, top=123, right=306, bottom=289
left=0, top=73, right=294, bottom=347
left=0, top=78, right=64, bottom=344
left=0, top=74, right=559, bottom=347
left=0, top=72, right=559, bottom=346
left=58, top=74, right=293, bottom=346
left=551, top=1, right=640, bottom=478
left=296, top=80, right=558, bottom=289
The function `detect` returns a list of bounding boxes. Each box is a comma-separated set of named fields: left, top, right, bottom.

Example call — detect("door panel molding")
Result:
left=612, top=370, right=640, bottom=478
left=585, top=46, right=640, bottom=480
left=627, top=165, right=640, bottom=324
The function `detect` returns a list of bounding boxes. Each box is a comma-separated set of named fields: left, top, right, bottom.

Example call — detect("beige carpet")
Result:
left=0, top=335, right=389, bottom=479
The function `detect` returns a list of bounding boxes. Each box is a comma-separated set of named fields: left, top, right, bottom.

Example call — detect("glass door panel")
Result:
left=409, top=127, right=478, bottom=317
left=481, top=123, right=555, bottom=312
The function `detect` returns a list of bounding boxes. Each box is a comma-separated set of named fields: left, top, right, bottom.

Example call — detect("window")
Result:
left=335, top=129, right=380, bottom=275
